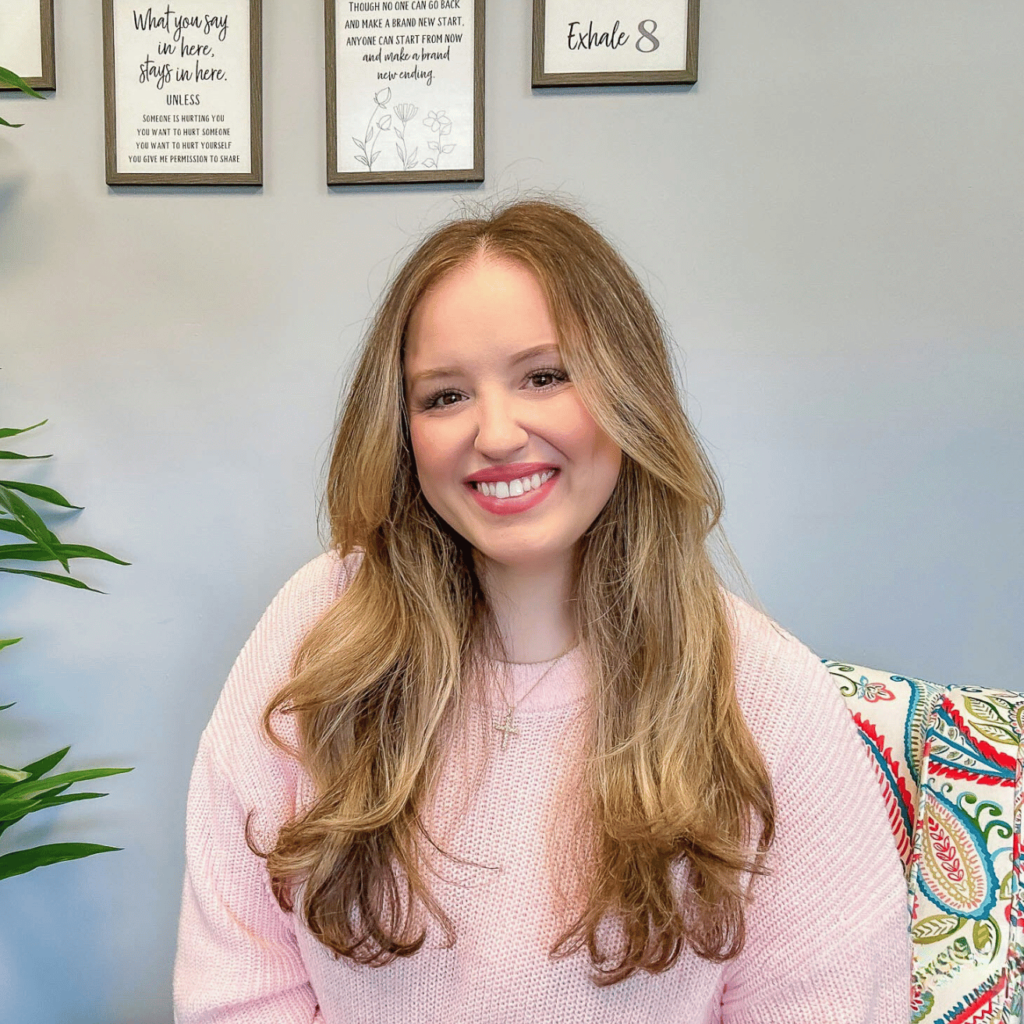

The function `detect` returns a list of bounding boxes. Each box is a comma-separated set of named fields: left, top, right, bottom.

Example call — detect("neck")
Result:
left=476, top=552, right=577, bottom=663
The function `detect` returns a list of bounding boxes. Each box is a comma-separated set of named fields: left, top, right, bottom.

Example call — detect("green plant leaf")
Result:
left=0, top=791, right=109, bottom=833
left=0, top=702, right=15, bottom=711
left=0, top=480, right=82, bottom=509
left=0, top=791, right=110, bottom=839
left=0, top=518, right=33, bottom=539
left=0, top=637, right=22, bottom=651
left=0, top=843, right=121, bottom=881
left=0, top=116, right=25, bottom=129
left=0, top=67, right=45, bottom=99
left=0, top=567, right=101, bottom=592
left=0, top=765, right=31, bottom=784
left=0, top=485, right=66, bottom=569
left=0, top=780, right=71, bottom=818
left=0, top=785, right=72, bottom=827
left=0, top=421, right=47, bottom=440
left=0, top=767, right=132, bottom=820
left=0, top=451, right=49, bottom=460
left=0, top=543, right=129, bottom=566
left=23, top=790, right=107, bottom=811
left=21, top=745, right=70, bottom=779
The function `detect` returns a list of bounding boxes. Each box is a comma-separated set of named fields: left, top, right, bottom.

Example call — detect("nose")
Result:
left=473, top=387, right=529, bottom=460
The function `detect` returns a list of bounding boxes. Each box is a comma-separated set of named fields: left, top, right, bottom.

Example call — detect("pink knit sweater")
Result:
left=173, top=550, right=912, bottom=1023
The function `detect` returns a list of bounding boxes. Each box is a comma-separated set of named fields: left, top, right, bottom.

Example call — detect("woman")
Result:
left=173, top=199, right=911, bottom=1022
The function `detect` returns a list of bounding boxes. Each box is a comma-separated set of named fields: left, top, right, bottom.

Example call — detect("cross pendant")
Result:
left=493, top=708, right=519, bottom=751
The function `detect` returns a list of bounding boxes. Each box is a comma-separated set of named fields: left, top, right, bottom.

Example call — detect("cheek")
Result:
left=408, top=420, right=454, bottom=484
left=562, top=399, right=618, bottom=463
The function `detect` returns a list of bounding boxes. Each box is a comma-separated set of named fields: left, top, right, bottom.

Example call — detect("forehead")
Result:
left=403, top=257, right=560, bottom=380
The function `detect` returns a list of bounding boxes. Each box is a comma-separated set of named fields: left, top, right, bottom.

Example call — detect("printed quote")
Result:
left=338, top=0, right=471, bottom=174
left=116, top=3, right=249, bottom=173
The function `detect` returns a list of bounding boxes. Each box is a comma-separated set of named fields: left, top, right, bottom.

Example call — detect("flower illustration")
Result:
left=422, top=110, right=455, bottom=169
left=393, top=103, right=420, bottom=171
left=353, top=89, right=394, bottom=171
left=423, top=110, right=452, bottom=135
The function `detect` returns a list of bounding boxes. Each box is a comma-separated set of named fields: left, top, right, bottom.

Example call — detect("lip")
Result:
left=465, top=469, right=559, bottom=516
left=463, top=462, right=559, bottom=484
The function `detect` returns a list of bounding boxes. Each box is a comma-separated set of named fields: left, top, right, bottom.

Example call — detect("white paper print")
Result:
left=112, top=1, right=252, bottom=175
left=335, top=0, right=475, bottom=175
left=543, top=0, right=687, bottom=75
left=0, top=0, right=44, bottom=80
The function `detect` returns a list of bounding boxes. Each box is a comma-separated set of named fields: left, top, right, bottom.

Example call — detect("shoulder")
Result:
left=240, top=548, right=363, bottom=664
left=198, top=548, right=364, bottom=784
left=721, top=590, right=850, bottom=777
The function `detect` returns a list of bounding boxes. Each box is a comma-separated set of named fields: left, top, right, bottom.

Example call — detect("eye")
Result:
left=527, top=368, right=570, bottom=389
left=421, top=388, right=463, bottom=411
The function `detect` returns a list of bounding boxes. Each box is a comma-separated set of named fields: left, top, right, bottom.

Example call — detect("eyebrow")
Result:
left=407, top=343, right=561, bottom=386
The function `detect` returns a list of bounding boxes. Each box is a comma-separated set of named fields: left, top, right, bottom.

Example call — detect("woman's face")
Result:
left=402, top=255, right=622, bottom=577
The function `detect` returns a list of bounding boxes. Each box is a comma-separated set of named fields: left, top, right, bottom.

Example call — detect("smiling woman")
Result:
left=173, top=199, right=912, bottom=1023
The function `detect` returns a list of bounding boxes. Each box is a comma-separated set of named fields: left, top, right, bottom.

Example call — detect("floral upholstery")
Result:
left=827, top=660, right=1024, bottom=1024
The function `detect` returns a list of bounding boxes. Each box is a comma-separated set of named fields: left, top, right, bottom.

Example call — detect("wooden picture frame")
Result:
left=326, top=0, right=484, bottom=185
left=0, top=0, right=56, bottom=91
left=102, top=0, right=262, bottom=186
left=532, top=0, right=698, bottom=87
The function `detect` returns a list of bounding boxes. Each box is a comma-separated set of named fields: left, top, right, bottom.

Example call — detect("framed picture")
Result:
left=0, top=0, right=56, bottom=91
left=326, top=0, right=484, bottom=185
left=102, top=0, right=262, bottom=185
left=532, top=0, right=698, bottom=87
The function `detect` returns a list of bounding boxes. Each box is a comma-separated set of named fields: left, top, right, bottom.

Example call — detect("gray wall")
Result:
left=1, top=1, right=1021, bottom=1020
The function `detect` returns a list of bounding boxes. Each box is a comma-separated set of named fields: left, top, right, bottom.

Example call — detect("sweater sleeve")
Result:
left=719, top=609, right=913, bottom=1023
left=172, top=738, right=322, bottom=1024
left=173, top=550, right=360, bottom=1024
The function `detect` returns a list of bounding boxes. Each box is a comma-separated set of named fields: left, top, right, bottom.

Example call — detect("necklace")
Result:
left=491, top=642, right=578, bottom=751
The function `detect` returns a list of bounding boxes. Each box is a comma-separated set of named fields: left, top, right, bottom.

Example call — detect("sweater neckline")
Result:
left=479, top=645, right=587, bottom=713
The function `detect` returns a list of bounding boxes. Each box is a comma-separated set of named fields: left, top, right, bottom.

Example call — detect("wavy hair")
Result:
left=249, top=198, right=776, bottom=985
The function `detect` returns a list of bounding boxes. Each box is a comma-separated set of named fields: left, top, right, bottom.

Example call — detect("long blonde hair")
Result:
left=250, top=198, right=775, bottom=985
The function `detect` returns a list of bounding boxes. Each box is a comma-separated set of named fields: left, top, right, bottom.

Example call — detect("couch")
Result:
left=828, top=660, right=1024, bottom=1024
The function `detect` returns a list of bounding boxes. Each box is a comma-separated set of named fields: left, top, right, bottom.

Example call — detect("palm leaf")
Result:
left=0, top=767, right=132, bottom=820
left=0, top=519, right=33, bottom=539
left=0, top=568, right=101, bottom=592
left=0, top=480, right=81, bottom=509
left=0, top=67, right=45, bottom=99
left=0, top=421, right=47, bottom=440
left=0, top=543, right=129, bottom=566
left=21, top=746, right=70, bottom=780
left=0, top=843, right=121, bottom=881
left=0, top=486, right=65, bottom=569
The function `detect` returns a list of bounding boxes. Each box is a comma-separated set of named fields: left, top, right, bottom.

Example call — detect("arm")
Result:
left=720, top=659, right=913, bottom=1023
left=173, top=551, right=357, bottom=1022
left=172, top=738, right=322, bottom=1024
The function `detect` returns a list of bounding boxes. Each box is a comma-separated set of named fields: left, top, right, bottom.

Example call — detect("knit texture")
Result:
left=173, top=550, right=913, bottom=1023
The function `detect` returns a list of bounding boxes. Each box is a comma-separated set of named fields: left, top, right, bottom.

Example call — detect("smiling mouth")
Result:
left=470, top=469, right=557, bottom=499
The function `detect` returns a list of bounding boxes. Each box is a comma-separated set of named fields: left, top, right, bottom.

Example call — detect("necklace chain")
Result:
left=492, top=642, right=578, bottom=751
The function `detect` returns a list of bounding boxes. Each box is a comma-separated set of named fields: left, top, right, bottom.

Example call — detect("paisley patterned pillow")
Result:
left=827, top=661, right=1024, bottom=1024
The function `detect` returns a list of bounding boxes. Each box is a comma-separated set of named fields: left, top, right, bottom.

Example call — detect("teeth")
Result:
left=473, top=469, right=555, bottom=499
